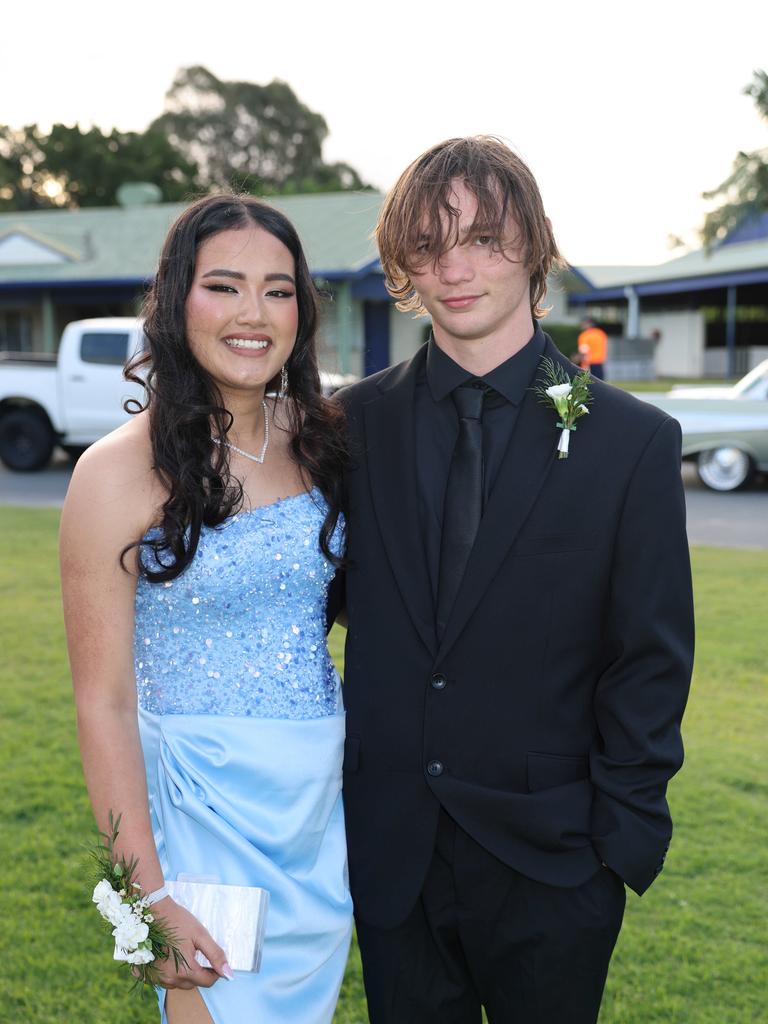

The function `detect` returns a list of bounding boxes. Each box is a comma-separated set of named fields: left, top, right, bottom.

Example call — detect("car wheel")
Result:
left=0, top=409, right=55, bottom=471
left=696, top=447, right=755, bottom=492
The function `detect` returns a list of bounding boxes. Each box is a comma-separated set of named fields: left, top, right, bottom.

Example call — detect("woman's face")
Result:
left=185, top=225, right=299, bottom=401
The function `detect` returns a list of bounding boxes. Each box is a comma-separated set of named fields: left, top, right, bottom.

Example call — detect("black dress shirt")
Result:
left=415, top=324, right=546, bottom=600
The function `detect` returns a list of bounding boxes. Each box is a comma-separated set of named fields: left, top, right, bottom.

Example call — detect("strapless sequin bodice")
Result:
left=134, top=489, right=342, bottom=719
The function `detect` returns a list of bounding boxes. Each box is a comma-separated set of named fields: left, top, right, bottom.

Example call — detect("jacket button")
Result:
left=430, top=673, right=447, bottom=690
left=427, top=760, right=444, bottom=777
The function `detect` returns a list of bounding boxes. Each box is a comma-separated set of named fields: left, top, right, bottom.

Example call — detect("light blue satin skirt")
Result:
left=139, top=708, right=352, bottom=1024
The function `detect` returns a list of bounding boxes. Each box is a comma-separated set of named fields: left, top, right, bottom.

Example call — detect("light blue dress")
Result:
left=134, top=489, right=352, bottom=1023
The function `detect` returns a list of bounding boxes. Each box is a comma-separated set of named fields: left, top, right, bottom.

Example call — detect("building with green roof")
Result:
left=18, top=187, right=759, bottom=382
left=0, top=191, right=427, bottom=377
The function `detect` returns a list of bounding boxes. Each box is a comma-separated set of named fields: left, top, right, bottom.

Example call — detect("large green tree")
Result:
left=42, top=123, right=199, bottom=206
left=150, top=65, right=367, bottom=194
left=701, top=69, right=768, bottom=245
left=0, top=122, right=199, bottom=211
left=0, top=67, right=366, bottom=212
left=0, top=124, right=51, bottom=211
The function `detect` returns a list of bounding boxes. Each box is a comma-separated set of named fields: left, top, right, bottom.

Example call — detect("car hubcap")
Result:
left=697, top=448, right=751, bottom=491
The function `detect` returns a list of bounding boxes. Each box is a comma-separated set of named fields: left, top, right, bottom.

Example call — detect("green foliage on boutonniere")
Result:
left=532, top=357, right=594, bottom=459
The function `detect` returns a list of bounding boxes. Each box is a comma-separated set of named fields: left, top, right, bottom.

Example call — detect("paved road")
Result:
left=680, top=464, right=768, bottom=548
left=0, top=450, right=74, bottom=507
left=1, top=451, right=766, bottom=549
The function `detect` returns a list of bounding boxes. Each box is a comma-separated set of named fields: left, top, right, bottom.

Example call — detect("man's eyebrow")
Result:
left=460, top=223, right=497, bottom=237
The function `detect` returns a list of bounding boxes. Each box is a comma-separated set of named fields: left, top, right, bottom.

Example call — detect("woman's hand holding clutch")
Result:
left=149, top=897, right=234, bottom=989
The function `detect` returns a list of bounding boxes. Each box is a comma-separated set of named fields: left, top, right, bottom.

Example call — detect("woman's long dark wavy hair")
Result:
left=123, top=193, right=347, bottom=581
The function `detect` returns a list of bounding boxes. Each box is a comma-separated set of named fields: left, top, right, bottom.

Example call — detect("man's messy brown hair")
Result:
left=375, top=136, right=562, bottom=319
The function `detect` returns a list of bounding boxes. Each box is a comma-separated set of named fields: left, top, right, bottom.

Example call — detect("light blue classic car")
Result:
left=639, top=360, right=768, bottom=491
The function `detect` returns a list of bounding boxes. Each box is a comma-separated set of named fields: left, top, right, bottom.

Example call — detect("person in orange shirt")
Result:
left=578, top=318, right=608, bottom=379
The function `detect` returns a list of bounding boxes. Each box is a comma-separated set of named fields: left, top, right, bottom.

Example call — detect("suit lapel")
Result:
left=363, top=348, right=437, bottom=655
left=435, top=338, right=571, bottom=663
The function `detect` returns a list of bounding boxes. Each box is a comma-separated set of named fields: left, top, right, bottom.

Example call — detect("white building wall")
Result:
left=703, top=345, right=768, bottom=376
left=347, top=300, right=365, bottom=377
left=390, top=307, right=428, bottom=366
left=317, top=293, right=366, bottom=377
left=543, top=275, right=579, bottom=323
left=639, top=310, right=705, bottom=377
left=317, top=299, right=340, bottom=373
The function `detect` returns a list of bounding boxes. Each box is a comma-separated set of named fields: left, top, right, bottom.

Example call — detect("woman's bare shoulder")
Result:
left=62, top=413, right=164, bottom=541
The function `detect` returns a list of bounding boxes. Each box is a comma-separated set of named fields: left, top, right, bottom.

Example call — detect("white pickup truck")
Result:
left=0, top=317, right=145, bottom=471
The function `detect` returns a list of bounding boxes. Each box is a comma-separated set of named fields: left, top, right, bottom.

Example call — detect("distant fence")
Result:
left=605, top=336, right=656, bottom=381
left=703, top=346, right=768, bottom=377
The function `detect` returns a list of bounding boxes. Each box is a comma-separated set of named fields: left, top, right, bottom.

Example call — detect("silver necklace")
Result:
left=212, top=399, right=269, bottom=464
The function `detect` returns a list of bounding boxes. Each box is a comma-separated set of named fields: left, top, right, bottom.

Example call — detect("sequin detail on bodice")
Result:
left=134, top=490, right=342, bottom=719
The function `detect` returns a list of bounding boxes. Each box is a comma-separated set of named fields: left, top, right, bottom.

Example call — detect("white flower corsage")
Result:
left=90, top=812, right=187, bottom=987
left=533, top=357, right=593, bottom=459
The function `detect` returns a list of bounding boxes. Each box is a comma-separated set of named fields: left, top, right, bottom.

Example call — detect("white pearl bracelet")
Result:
left=146, top=884, right=170, bottom=906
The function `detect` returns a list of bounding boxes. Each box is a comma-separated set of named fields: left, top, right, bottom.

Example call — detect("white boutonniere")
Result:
left=532, top=357, right=593, bottom=459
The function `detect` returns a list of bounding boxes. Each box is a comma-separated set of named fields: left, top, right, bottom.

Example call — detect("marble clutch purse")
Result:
left=167, top=876, right=270, bottom=973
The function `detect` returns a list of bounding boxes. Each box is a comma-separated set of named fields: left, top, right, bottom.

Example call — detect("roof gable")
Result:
left=0, top=192, right=384, bottom=286
left=0, top=228, right=82, bottom=266
left=0, top=228, right=79, bottom=266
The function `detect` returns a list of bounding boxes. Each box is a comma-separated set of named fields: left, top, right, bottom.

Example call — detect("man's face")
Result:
left=409, top=179, right=533, bottom=359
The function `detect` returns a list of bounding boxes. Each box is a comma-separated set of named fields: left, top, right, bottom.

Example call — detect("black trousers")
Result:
left=355, top=809, right=625, bottom=1024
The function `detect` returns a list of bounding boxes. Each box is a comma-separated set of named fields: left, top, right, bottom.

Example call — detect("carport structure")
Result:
left=569, top=216, right=768, bottom=378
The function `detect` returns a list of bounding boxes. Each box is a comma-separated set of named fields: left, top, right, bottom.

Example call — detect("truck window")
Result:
left=80, top=332, right=130, bottom=366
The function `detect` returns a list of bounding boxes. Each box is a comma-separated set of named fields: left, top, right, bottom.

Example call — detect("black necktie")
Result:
left=436, top=384, right=485, bottom=636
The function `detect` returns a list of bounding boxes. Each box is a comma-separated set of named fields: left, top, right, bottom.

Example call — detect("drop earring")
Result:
left=279, top=365, right=289, bottom=399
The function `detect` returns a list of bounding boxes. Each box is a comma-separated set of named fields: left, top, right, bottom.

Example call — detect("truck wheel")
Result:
left=697, top=447, right=755, bottom=492
left=0, top=410, right=56, bottom=471
left=62, top=444, right=87, bottom=464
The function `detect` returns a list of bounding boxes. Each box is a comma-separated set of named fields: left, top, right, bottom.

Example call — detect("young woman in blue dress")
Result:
left=61, top=195, right=352, bottom=1024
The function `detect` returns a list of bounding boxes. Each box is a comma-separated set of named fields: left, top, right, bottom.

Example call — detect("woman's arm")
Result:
left=61, top=429, right=162, bottom=886
left=60, top=425, right=230, bottom=987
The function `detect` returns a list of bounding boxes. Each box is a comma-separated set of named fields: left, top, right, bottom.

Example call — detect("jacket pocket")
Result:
left=343, top=735, right=361, bottom=774
left=527, top=751, right=589, bottom=793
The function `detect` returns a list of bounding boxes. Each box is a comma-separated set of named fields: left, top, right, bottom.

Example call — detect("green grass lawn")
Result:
left=1, top=508, right=765, bottom=1023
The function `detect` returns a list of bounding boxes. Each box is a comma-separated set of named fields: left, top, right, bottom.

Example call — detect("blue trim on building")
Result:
left=312, top=270, right=352, bottom=281
left=569, top=286, right=632, bottom=303
left=570, top=266, right=768, bottom=303
left=0, top=268, right=389, bottom=306
left=637, top=268, right=768, bottom=295
left=313, top=259, right=382, bottom=282
left=719, top=211, right=768, bottom=247
left=350, top=257, right=382, bottom=279
left=0, top=277, right=148, bottom=291
left=350, top=275, right=390, bottom=301
left=363, top=301, right=391, bottom=376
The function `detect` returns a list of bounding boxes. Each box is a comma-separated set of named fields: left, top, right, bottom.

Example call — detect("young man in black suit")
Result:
left=334, top=136, right=694, bottom=1023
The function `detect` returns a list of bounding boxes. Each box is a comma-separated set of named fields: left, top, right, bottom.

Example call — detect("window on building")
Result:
left=80, top=332, right=130, bottom=365
left=0, top=310, right=34, bottom=352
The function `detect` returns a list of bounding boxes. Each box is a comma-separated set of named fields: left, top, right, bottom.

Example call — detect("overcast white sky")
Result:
left=2, top=0, right=766, bottom=267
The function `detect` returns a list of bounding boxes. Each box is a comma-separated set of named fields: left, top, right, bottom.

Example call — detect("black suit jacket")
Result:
left=335, top=337, right=694, bottom=929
